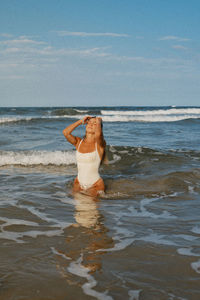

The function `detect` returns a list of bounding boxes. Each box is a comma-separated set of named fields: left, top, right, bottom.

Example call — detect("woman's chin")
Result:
left=86, top=130, right=95, bottom=134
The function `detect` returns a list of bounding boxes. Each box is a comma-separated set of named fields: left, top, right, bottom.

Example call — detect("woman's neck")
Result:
left=84, top=133, right=95, bottom=143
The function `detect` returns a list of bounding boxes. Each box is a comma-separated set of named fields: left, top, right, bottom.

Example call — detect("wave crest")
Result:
left=101, top=107, right=200, bottom=122
left=0, top=150, right=76, bottom=166
left=1, top=107, right=200, bottom=124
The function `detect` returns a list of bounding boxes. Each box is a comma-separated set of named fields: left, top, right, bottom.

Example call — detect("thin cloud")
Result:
left=55, top=30, right=130, bottom=38
left=0, top=33, right=195, bottom=80
left=48, top=46, right=111, bottom=58
left=0, top=37, right=46, bottom=46
left=3, top=47, right=21, bottom=53
left=172, top=45, right=188, bottom=50
left=159, top=35, right=190, bottom=42
left=0, top=40, right=111, bottom=69
left=0, top=33, right=13, bottom=38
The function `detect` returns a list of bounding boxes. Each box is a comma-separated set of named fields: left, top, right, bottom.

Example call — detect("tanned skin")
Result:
left=63, top=116, right=106, bottom=196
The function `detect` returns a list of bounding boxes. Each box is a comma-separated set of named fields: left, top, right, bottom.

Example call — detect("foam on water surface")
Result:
left=67, top=255, right=113, bottom=300
left=177, top=247, right=200, bottom=257
left=101, top=108, right=200, bottom=116
left=51, top=247, right=71, bottom=260
left=177, top=247, right=200, bottom=275
left=128, top=289, right=142, bottom=300
left=18, top=204, right=72, bottom=229
left=128, top=197, right=177, bottom=220
left=62, top=113, right=200, bottom=123
left=138, top=233, right=177, bottom=246
left=191, top=260, right=200, bottom=274
left=0, top=227, right=63, bottom=243
left=1, top=107, right=200, bottom=124
left=174, top=234, right=198, bottom=241
left=0, top=150, right=76, bottom=166
left=168, top=293, right=188, bottom=300
left=191, top=226, right=200, bottom=235
left=0, top=199, right=72, bottom=243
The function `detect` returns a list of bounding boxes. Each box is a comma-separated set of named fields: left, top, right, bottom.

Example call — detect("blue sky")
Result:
left=0, top=0, right=200, bottom=106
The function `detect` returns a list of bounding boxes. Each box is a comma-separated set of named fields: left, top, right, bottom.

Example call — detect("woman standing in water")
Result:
left=63, top=116, right=106, bottom=196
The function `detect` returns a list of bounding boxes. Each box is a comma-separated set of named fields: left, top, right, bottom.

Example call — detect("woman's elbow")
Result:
left=63, top=129, right=69, bottom=137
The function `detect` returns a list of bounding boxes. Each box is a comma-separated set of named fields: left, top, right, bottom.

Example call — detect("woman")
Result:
left=63, top=116, right=106, bottom=196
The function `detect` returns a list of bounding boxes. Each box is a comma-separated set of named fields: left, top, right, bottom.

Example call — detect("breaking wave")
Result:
left=101, top=107, right=200, bottom=122
left=1, top=107, right=200, bottom=124
left=0, top=150, right=76, bottom=166
left=101, top=108, right=200, bottom=116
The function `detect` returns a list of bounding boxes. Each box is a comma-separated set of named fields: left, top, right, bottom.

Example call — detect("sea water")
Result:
left=0, top=106, right=200, bottom=299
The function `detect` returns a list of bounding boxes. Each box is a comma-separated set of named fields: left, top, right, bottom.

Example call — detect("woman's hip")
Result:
left=73, top=177, right=105, bottom=195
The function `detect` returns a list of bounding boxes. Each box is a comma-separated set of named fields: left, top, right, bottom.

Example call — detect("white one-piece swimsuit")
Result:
left=76, top=139, right=101, bottom=190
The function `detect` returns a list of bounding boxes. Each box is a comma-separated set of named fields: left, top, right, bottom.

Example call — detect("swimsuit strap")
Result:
left=77, top=139, right=83, bottom=151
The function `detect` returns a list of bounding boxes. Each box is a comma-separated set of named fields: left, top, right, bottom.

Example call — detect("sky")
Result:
left=0, top=0, right=200, bottom=107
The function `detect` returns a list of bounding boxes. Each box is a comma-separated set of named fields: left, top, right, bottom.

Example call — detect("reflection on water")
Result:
left=53, top=192, right=114, bottom=298
left=74, top=192, right=101, bottom=229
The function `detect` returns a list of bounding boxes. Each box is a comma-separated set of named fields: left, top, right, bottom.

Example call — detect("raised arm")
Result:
left=63, top=116, right=92, bottom=147
left=62, top=119, right=82, bottom=147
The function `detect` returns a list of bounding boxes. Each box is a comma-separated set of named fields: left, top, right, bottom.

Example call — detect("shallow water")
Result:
left=0, top=106, right=200, bottom=299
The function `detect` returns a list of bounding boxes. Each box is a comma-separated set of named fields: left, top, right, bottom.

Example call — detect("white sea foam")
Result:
left=0, top=203, right=71, bottom=243
left=101, top=114, right=200, bottom=123
left=174, top=234, right=198, bottom=241
left=129, top=197, right=177, bottom=219
left=96, top=223, right=136, bottom=253
left=100, top=108, right=200, bottom=122
left=18, top=204, right=72, bottom=230
left=51, top=247, right=71, bottom=260
left=0, top=217, right=38, bottom=227
left=0, top=116, right=33, bottom=124
left=177, top=247, right=200, bottom=257
left=128, top=289, right=142, bottom=300
left=0, top=150, right=76, bottom=166
left=0, top=228, right=63, bottom=243
left=0, top=216, right=64, bottom=243
left=138, top=233, right=177, bottom=246
left=108, top=238, right=135, bottom=252
left=177, top=248, right=200, bottom=275
left=97, top=230, right=176, bottom=252
left=108, top=154, right=121, bottom=164
left=191, top=259, right=200, bottom=274
left=191, top=226, right=200, bottom=235
left=109, top=145, right=117, bottom=153
left=188, top=185, right=197, bottom=194
left=0, top=115, right=79, bottom=124
left=168, top=293, right=187, bottom=300
left=67, top=255, right=113, bottom=300
left=101, top=108, right=200, bottom=116
left=1, top=107, right=200, bottom=123
left=76, top=109, right=89, bottom=113
left=0, top=230, right=25, bottom=243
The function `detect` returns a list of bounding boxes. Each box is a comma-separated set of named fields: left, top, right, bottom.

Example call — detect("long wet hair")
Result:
left=83, top=116, right=107, bottom=164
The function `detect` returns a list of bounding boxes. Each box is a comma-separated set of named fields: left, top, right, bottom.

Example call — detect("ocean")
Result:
left=0, top=106, right=200, bottom=300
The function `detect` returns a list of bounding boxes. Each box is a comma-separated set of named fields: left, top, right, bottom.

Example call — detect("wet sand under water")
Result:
left=0, top=168, right=200, bottom=300
left=0, top=233, right=200, bottom=300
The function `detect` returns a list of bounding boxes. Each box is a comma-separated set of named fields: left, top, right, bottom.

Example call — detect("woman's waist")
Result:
left=76, top=161, right=100, bottom=172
